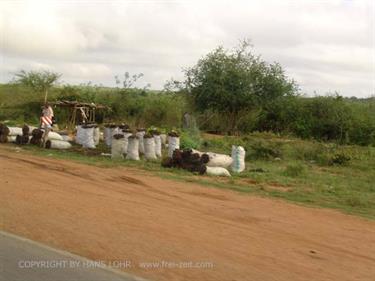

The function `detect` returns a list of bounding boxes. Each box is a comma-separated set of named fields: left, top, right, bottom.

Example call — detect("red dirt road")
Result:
left=1, top=146, right=374, bottom=281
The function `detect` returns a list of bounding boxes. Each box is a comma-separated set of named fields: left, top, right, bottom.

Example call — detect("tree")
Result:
left=184, top=40, right=298, bottom=133
left=114, top=72, right=151, bottom=90
left=12, top=70, right=61, bottom=103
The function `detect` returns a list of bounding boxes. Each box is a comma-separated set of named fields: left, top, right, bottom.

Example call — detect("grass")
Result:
left=4, top=132, right=375, bottom=220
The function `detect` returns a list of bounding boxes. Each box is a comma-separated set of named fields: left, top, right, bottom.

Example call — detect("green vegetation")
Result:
left=1, top=82, right=373, bottom=146
left=184, top=40, right=297, bottom=133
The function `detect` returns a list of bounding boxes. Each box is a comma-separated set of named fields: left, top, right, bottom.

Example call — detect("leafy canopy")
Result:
left=184, top=40, right=298, bottom=132
left=13, top=70, right=61, bottom=92
left=12, top=70, right=61, bottom=103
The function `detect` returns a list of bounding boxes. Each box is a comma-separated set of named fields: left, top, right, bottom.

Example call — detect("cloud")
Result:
left=0, top=0, right=374, bottom=97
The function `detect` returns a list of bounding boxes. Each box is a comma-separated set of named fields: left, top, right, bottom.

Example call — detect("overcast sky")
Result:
left=1, top=0, right=374, bottom=97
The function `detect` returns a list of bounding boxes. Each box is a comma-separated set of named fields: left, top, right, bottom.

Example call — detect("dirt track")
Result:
left=1, top=146, right=375, bottom=281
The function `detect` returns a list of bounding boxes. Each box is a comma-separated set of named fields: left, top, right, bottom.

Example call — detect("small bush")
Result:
left=180, top=123, right=201, bottom=149
left=181, top=133, right=201, bottom=149
left=331, top=152, right=351, bottom=165
left=284, top=163, right=305, bottom=177
left=316, top=150, right=351, bottom=166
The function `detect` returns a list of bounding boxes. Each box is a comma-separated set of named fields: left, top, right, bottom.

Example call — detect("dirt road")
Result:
left=1, top=146, right=374, bottom=281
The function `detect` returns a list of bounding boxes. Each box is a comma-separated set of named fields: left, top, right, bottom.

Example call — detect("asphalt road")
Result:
left=0, top=231, right=147, bottom=281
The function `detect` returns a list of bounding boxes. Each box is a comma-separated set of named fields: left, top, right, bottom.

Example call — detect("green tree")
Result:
left=185, top=40, right=297, bottom=133
left=12, top=70, right=61, bottom=103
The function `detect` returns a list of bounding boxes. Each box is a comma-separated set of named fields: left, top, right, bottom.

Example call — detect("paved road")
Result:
left=0, top=231, right=147, bottom=281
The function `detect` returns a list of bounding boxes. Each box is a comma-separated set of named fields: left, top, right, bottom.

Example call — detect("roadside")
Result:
left=4, top=139, right=375, bottom=220
left=1, top=146, right=375, bottom=281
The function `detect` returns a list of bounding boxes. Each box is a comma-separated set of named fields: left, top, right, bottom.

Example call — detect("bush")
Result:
left=181, top=132, right=201, bottom=149
left=247, top=140, right=283, bottom=160
left=315, top=149, right=352, bottom=166
left=180, top=121, right=202, bottom=149
left=330, top=152, right=351, bottom=165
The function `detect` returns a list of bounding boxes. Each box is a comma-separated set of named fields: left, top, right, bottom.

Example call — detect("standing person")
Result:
left=40, top=103, right=54, bottom=146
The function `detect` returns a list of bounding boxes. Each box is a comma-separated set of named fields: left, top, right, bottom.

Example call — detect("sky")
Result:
left=0, top=0, right=374, bottom=97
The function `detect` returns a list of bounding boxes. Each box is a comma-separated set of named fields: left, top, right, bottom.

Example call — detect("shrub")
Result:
left=316, top=149, right=352, bottom=166
left=181, top=132, right=201, bottom=149
left=330, top=152, right=351, bottom=165
left=180, top=122, right=202, bottom=149
left=247, top=140, right=283, bottom=160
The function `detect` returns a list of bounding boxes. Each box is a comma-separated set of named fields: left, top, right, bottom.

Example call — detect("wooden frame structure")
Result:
left=50, top=101, right=109, bottom=129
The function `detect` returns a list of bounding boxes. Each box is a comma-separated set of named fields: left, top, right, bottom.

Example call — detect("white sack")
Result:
left=7, top=135, right=17, bottom=142
left=144, top=137, right=157, bottom=160
left=154, top=135, right=162, bottom=157
left=104, top=127, right=112, bottom=147
left=111, top=127, right=120, bottom=136
left=160, top=134, right=167, bottom=147
left=93, top=127, right=100, bottom=146
left=75, top=125, right=84, bottom=144
left=111, top=137, right=125, bottom=159
left=191, top=149, right=203, bottom=156
left=7, top=127, right=23, bottom=136
left=47, top=131, right=64, bottom=141
left=136, top=131, right=145, bottom=154
left=206, top=166, right=231, bottom=177
left=61, top=135, right=73, bottom=142
left=47, top=140, right=72, bottom=149
left=126, top=137, right=140, bottom=160
left=82, top=127, right=96, bottom=149
left=207, top=153, right=233, bottom=168
left=231, top=145, right=246, bottom=173
left=168, top=136, right=180, bottom=157
left=123, top=132, right=132, bottom=155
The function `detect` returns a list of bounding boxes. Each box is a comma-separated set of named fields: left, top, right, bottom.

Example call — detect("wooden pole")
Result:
left=44, top=89, right=48, bottom=104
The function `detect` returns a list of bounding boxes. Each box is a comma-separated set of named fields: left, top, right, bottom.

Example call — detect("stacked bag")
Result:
left=0, top=124, right=23, bottom=143
left=76, top=124, right=96, bottom=149
left=161, top=148, right=231, bottom=177
left=110, top=127, right=164, bottom=161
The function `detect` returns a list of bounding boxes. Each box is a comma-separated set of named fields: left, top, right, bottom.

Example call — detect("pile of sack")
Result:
left=0, top=124, right=37, bottom=144
left=103, top=124, right=130, bottom=147
left=162, top=148, right=234, bottom=177
left=0, top=123, right=71, bottom=149
left=75, top=123, right=100, bottom=149
left=0, top=124, right=24, bottom=143
left=111, top=128, right=164, bottom=161
left=162, top=148, right=207, bottom=173
left=161, top=145, right=246, bottom=177
left=44, top=130, right=72, bottom=149
left=30, top=128, right=71, bottom=149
